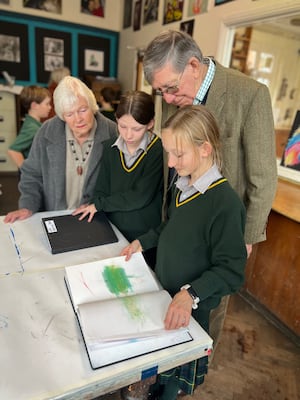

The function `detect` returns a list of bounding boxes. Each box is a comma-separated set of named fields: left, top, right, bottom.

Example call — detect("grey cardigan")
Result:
left=19, top=112, right=118, bottom=213
left=158, top=61, right=277, bottom=245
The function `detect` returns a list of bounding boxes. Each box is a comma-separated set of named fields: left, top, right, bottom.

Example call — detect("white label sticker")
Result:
left=44, top=220, right=57, bottom=233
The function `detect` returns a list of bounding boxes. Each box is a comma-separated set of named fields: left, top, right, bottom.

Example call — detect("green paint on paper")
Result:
left=102, top=265, right=144, bottom=321
left=102, top=265, right=133, bottom=296
left=123, top=296, right=144, bottom=320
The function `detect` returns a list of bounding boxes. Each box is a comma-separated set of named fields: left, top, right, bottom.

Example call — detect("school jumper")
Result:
left=93, top=134, right=163, bottom=241
left=138, top=177, right=247, bottom=394
left=9, top=114, right=42, bottom=159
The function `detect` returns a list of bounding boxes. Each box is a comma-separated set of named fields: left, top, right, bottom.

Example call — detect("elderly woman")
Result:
left=4, top=76, right=117, bottom=223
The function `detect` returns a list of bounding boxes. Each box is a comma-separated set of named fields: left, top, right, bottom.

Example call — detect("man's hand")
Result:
left=4, top=208, right=33, bottom=223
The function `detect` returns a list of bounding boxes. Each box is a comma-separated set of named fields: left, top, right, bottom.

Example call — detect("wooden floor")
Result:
left=193, top=293, right=300, bottom=400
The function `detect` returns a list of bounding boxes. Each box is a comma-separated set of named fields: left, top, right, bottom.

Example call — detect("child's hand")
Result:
left=164, top=290, right=193, bottom=330
left=120, top=240, right=142, bottom=261
left=72, top=204, right=97, bottom=222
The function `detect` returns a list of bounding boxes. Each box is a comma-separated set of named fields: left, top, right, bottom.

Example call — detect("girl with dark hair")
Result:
left=73, top=90, right=163, bottom=244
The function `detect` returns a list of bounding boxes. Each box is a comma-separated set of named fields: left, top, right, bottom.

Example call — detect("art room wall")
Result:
left=0, top=0, right=123, bottom=31
left=118, top=0, right=300, bottom=91
left=1, top=0, right=300, bottom=91
left=0, top=0, right=122, bottom=85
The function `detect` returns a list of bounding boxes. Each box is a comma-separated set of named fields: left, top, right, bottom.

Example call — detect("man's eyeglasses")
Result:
left=155, top=68, right=185, bottom=96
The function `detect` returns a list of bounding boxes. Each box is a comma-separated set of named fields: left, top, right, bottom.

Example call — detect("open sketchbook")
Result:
left=65, top=253, right=193, bottom=369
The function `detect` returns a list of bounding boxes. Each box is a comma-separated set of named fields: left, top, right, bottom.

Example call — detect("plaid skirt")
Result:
left=157, top=356, right=208, bottom=395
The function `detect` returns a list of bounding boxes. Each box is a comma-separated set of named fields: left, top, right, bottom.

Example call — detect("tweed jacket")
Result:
left=156, top=61, right=277, bottom=245
left=19, top=112, right=118, bottom=213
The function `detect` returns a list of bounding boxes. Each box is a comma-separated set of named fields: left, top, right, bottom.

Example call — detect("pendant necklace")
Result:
left=69, top=140, right=92, bottom=176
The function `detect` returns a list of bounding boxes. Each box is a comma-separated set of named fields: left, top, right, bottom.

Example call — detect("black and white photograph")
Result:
left=78, top=33, right=110, bottom=78
left=84, top=49, right=104, bottom=72
left=44, top=54, right=64, bottom=71
left=35, top=28, right=71, bottom=82
left=0, top=21, right=29, bottom=80
left=43, top=37, right=64, bottom=56
left=43, top=37, right=64, bottom=71
left=0, top=34, right=20, bottom=62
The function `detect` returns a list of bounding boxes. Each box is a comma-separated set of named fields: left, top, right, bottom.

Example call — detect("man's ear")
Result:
left=188, top=57, right=202, bottom=79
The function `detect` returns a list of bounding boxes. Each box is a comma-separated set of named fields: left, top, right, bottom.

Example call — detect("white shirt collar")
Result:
left=176, top=164, right=222, bottom=194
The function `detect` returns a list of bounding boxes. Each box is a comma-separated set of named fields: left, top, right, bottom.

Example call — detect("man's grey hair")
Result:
left=143, top=30, right=204, bottom=84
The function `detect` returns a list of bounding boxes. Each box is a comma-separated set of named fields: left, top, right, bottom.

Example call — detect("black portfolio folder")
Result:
left=42, top=212, right=118, bottom=254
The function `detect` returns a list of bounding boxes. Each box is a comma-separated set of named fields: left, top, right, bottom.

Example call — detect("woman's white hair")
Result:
left=53, top=76, right=99, bottom=120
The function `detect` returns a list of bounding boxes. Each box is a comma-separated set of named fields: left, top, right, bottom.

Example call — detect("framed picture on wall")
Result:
left=163, top=0, right=184, bottom=25
left=214, top=0, right=234, bottom=5
left=23, top=0, right=62, bottom=14
left=280, top=110, right=300, bottom=171
left=143, top=0, right=159, bottom=25
left=258, top=52, right=274, bottom=73
left=180, top=19, right=195, bottom=36
left=133, top=0, right=142, bottom=31
left=84, top=49, right=104, bottom=72
left=188, top=0, right=209, bottom=16
left=81, top=0, right=105, bottom=17
left=78, top=34, right=110, bottom=78
left=0, top=21, right=29, bottom=81
left=136, top=56, right=152, bottom=94
left=35, top=28, right=71, bottom=83
left=123, top=0, right=133, bottom=28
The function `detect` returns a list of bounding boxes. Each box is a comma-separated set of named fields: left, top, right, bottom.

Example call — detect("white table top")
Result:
left=0, top=211, right=213, bottom=400
left=0, top=210, right=128, bottom=276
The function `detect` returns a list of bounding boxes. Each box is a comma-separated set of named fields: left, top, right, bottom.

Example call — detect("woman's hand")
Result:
left=72, top=203, right=97, bottom=222
left=164, top=289, right=193, bottom=330
left=120, top=239, right=142, bottom=261
left=4, top=208, right=33, bottom=223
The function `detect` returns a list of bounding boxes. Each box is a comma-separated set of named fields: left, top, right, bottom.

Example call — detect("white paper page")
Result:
left=88, top=328, right=193, bottom=369
left=65, top=253, right=160, bottom=306
left=78, top=290, right=172, bottom=342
